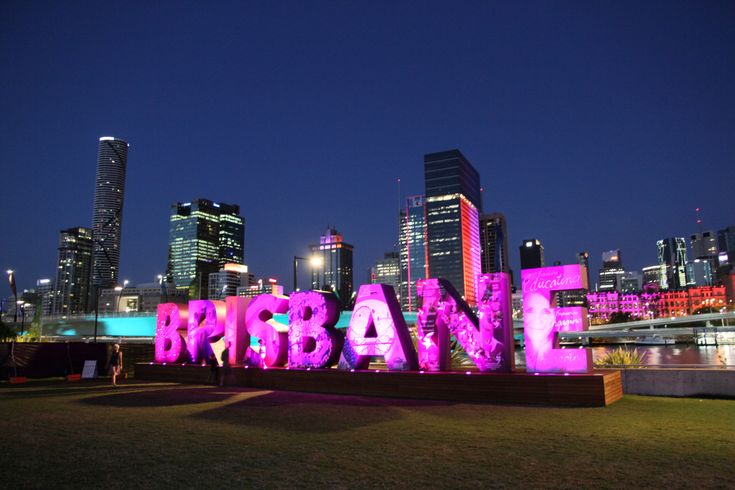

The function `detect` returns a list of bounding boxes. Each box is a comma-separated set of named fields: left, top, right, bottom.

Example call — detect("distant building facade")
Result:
left=208, top=264, right=252, bottom=300
left=91, top=136, right=129, bottom=291
left=98, top=282, right=186, bottom=314
left=310, top=228, right=354, bottom=307
left=642, top=264, right=666, bottom=288
left=598, top=249, right=625, bottom=291
left=399, top=195, right=428, bottom=311
left=479, top=213, right=510, bottom=276
left=53, top=227, right=94, bottom=315
left=424, top=149, right=482, bottom=306
left=371, top=252, right=401, bottom=300
left=657, top=237, right=688, bottom=289
left=519, top=239, right=544, bottom=269
left=36, top=279, right=55, bottom=317
left=587, top=285, right=727, bottom=323
left=166, top=199, right=245, bottom=299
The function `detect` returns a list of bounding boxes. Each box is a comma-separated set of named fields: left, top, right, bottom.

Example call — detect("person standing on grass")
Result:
left=220, top=342, right=230, bottom=387
left=109, top=344, right=123, bottom=386
left=207, top=352, right=218, bottom=384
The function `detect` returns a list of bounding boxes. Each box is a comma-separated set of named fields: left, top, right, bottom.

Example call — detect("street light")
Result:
left=310, top=255, right=324, bottom=290
left=294, top=255, right=324, bottom=292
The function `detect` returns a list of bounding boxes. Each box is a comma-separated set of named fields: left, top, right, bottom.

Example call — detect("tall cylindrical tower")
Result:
left=92, top=136, right=129, bottom=290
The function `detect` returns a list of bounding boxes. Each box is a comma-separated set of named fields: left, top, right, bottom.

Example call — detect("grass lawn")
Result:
left=1, top=380, right=733, bottom=489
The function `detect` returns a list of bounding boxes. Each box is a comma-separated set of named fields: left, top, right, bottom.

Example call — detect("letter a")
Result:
left=339, top=284, right=418, bottom=371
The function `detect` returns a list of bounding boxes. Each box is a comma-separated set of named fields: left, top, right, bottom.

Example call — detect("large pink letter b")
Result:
left=288, top=291, right=344, bottom=368
left=155, top=303, right=189, bottom=363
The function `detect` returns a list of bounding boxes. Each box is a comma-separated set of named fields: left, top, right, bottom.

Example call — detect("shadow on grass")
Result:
left=193, top=390, right=454, bottom=433
left=79, top=385, right=242, bottom=407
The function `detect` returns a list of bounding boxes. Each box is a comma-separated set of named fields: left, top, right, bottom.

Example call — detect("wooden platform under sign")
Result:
left=136, top=363, right=623, bottom=407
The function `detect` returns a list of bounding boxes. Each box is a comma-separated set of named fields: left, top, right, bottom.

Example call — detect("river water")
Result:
left=513, top=344, right=735, bottom=368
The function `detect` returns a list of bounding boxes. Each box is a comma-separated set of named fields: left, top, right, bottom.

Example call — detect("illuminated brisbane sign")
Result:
left=154, top=265, right=591, bottom=374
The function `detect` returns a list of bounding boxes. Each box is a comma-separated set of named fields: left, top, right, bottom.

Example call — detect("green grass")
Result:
left=1, top=380, right=733, bottom=489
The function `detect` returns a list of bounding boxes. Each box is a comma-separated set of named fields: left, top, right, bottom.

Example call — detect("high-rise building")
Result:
left=717, top=226, right=735, bottom=276
left=91, top=136, right=129, bottom=292
left=619, top=272, right=642, bottom=292
left=691, top=231, right=718, bottom=259
left=686, top=259, right=713, bottom=287
left=642, top=264, right=666, bottom=288
left=208, top=263, right=251, bottom=300
left=657, top=237, right=688, bottom=289
left=36, top=279, right=55, bottom=317
left=166, top=199, right=245, bottom=299
left=690, top=230, right=719, bottom=282
left=480, top=213, right=510, bottom=276
left=424, top=149, right=482, bottom=306
left=399, top=195, right=428, bottom=311
left=577, top=251, right=590, bottom=286
left=53, top=227, right=94, bottom=315
left=371, top=252, right=401, bottom=300
left=519, top=239, right=544, bottom=269
left=310, top=228, right=353, bottom=307
left=598, top=249, right=625, bottom=291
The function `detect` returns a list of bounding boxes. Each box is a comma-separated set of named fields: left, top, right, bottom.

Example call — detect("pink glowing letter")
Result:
left=288, top=291, right=344, bottom=368
left=521, top=264, right=591, bottom=373
left=225, top=296, right=250, bottom=366
left=415, top=279, right=451, bottom=371
left=475, top=273, right=515, bottom=371
left=187, top=300, right=226, bottom=363
left=244, top=293, right=289, bottom=367
left=416, top=274, right=514, bottom=372
left=339, top=284, right=418, bottom=371
left=155, top=303, right=189, bottom=363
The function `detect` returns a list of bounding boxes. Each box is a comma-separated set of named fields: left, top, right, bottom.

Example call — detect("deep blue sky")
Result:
left=2, top=1, right=733, bottom=293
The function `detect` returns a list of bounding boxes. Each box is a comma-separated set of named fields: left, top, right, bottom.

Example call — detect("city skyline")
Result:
left=2, top=2, right=734, bottom=293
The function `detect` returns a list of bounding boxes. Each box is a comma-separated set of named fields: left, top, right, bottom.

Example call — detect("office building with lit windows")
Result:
left=35, top=279, right=55, bottom=317
left=208, top=263, right=252, bottom=300
left=53, top=227, right=94, bottom=315
left=520, top=239, right=544, bottom=269
left=642, top=264, right=666, bottom=288
left=91, top=136, right=129, bottom=291
left=399, top=195, right=428, bottom=311
left=598, top=249, right=625, bottom=291
left=310, top=228, right=353, bottom=307
left=424, top=150, right=482, bottom=306
left=657, top=237, right=688, bottom=289
left=166, top=199, right=244, bottom=299
left=371, top=252, right=401, bottom=300
left=480, top=213, right=510, bottom=276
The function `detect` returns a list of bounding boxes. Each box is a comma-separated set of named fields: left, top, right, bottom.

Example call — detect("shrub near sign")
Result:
left=155, top=266, right=592, bottom=373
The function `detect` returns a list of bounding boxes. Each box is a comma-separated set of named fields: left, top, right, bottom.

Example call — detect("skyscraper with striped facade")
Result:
left=91, top=136, right=128, bottom=291
left=424, top=149, right=482, bottom=306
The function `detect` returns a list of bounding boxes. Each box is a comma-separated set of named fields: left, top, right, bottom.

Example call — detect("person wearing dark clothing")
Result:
left=109, top=344, right=123, bottom=386
left=207, top=353, right=218, bottom=384
left=220, top=343, right=230, bottom=387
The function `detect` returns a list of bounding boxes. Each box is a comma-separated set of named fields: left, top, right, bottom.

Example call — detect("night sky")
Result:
left=2, top=1, right=733, bottom=293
